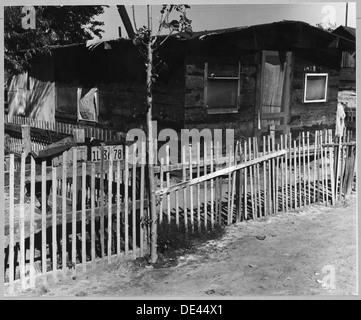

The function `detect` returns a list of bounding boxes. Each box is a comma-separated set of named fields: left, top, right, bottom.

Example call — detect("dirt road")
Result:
left=17, top=193, right=357, bottom=297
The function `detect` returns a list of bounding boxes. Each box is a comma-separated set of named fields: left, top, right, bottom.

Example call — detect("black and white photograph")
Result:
left=1, top=1, right=359, bottom=301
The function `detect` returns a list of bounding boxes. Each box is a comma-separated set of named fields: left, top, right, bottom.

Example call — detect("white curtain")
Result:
left=77, top=88, right=98, bottom=121
left=262, top=62, right=286, bottom=109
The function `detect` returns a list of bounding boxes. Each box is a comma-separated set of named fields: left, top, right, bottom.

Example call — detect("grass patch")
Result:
left=133, top=220, right=226, bottom=268
left=157, top=220, right=225, bottom=256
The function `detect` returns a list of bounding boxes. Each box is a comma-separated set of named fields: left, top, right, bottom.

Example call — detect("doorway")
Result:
left=258, top=51, right=292, bottom=139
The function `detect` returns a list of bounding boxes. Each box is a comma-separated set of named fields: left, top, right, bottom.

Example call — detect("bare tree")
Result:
left=131, top=5, right=192, bottom=263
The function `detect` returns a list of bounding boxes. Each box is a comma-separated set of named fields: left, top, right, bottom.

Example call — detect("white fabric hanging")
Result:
left=335, top=103, right=346, bottom=137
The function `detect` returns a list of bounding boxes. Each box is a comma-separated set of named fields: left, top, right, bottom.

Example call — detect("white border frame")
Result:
left=303, top=72, right=329, bottom=103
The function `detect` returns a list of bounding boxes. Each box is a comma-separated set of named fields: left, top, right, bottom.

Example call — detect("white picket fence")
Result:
left=3, top=128, right=356, bottom=294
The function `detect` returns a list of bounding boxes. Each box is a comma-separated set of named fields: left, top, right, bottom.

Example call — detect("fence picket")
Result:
left=236, top=142, right=243, bottom=222
left=298, top=135, right=302, bottom=207
left=248, top=138, right=255, bottom=220
left=293, top=140, right=297, bottom=210
left=227, top=145, right=233, bottom=225
left=314, top=131, right=318, bottom=203
left=204, top=141, right=208, bottom=228
left=41, top=161, right=47, bottom=285
left=29, top=156, right=36, bottom=287
left=159, top=158, right=164, bottom=224
left=132, top=146, right=137, bottom=259
left=19, top=153, right=26, bottom=290
left=262, top=136, right=267, bottom=216
left=189, top=144, right=194, bottom=230
left=62, top=151, right=67, bottom=277
left=209, top=142, right=215, bottom=227
left=140, top=142, right=145, bottom=256
left=307, top=132, right=311, bottom=206
left=230, top=142, right=238, bottom=223
left=107, top=151, right=113, bottom=261
left=167, top=145, right=171, bottom=224
left=339, top=138, right=345, bottom=200
left=284, top=134, right=289, bottom=212
left=244, top=140, right=248, bottom=220
left=267, top=136, right=272, bottom=214
left=71, top=148, right=77, bottom=277
left=321, top=131, right=326, bottom=204
left=91, top=162, right=96, bottom=264
left=82, top=162, right=87, bottom=270
left=9, top=154, right=15, bottom=294
left=302, top=132, right=306, bottom=207
left=182, top=145, right=188, bottom=230
left=275, top=144, right=280, bottom=213
left=197, top=141, right=201, bottom=231
left=254, top=138, right=261, bottom=218
left=124, top=145, right=129, bottom=254
left=271, top=133, right=276, bottom=214
left=280, top=135, right=285, bottom=212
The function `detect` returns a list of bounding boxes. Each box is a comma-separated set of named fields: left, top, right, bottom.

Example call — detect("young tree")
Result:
left=131, top=5, right=192, bottom=263
left=4, top=6, right=106, bottom=76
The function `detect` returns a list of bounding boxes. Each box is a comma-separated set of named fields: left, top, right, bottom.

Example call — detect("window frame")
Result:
left=303, top=73, right=329, bottom=103
left=77, top=87, right=99, bottom=123
left=204, top=61, right=241, bottom=115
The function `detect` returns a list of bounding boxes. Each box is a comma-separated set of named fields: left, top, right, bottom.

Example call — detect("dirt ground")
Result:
left=12, top=192, right=357, bottom=298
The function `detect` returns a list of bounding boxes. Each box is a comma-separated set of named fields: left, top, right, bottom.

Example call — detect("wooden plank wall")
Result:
left=184, top=53, right=259, bottom=140
left=289, top=54, right=340, bottom=137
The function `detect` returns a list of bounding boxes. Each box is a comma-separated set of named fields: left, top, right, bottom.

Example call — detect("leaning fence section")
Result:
left=155, top=129, right=356, bottom=229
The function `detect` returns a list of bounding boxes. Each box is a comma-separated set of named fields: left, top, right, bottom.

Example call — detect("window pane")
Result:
left=208, top=62, right=239, bottom=78
left=208, top=80, right=238, bottom=108
left=305, top=76, right=327, bottom=101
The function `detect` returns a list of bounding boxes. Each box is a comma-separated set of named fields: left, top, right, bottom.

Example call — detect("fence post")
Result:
left=21, top=125, right=31, bottom=155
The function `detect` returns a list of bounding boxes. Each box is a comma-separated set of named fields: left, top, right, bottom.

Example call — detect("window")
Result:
left=77, top=87, right=99, bottom=122
left=204, top=61, right=241, bottom=114
left=303, top=73, right=328, bottom=103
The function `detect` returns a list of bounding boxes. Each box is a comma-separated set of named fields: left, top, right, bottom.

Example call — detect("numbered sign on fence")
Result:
left=91, top=145, right=124, bottom=162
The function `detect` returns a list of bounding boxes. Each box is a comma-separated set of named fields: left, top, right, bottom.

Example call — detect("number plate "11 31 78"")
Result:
left=91, top=145, right=124, bottom=162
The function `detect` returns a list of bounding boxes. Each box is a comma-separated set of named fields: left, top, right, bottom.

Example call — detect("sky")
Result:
left=97, top=3, right=356, bottom=40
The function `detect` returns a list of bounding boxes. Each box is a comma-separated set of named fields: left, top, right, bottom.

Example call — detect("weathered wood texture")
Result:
left=289, top=53, right=340, bottom=136
left=184, top=54, right=258, bottom=140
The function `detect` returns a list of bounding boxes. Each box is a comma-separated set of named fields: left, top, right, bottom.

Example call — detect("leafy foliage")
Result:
left=4, top=6, right=107, bottom=75
left=316, top=21, right=336, bottom=32
left=158, top=4, right=193, bottom=35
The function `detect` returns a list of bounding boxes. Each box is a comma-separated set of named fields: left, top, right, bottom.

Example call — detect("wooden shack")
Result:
left=6, top=20, right=355, bottom=141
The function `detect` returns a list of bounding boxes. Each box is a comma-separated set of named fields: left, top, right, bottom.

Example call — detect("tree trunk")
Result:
left=146, top=38, right=158, bottom=264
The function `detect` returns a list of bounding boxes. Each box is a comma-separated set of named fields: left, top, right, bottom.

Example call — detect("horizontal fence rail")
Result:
left=3, top=128, right=356, bottom=294
left=5, top=115, right=120, bottom=142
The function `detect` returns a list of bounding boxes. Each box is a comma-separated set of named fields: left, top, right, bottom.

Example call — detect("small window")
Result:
left=77, top=87, right=99, bottom=122
left=205, top=61, right=241, bottom=114
left=303, top=73, right=328, bottom=103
